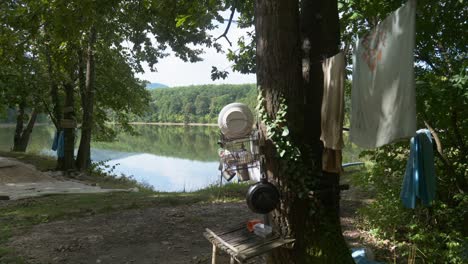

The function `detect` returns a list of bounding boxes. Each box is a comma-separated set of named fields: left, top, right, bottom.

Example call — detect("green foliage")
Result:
left=344, top=2, right=468, bottom=262
left=257, top=91, right=316, bottom=199
left=137, top=83, right=257, bottom=123
left=358, top=144, right=467, bottom=263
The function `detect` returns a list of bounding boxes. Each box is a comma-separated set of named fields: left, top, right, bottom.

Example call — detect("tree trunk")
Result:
left=45, top=38, right=63, bottom=168
left=255, top=0, right=353, bottom=262
left=13, top=104, right=38, bottom=152
left=76, top=27, right=97, bottom=171
left=300, top=0, right=354, bottom=262
left=13, top=103, right=25, bottom=151
left=62, top=81, right=76, bottom=171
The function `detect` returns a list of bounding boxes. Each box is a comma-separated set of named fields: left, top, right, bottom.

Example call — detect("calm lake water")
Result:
left=0, top=124, right=363, bottom=192
left=0, top=125, right=221, bottom=192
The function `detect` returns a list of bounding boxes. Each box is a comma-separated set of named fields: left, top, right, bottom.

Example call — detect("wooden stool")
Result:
left=204, top=223, right=294, bottom=264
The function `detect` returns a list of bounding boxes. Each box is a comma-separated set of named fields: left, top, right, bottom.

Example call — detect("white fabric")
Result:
left=321, top=52, right=345, bottom=150
left=350, top=0, right=417, bottom=148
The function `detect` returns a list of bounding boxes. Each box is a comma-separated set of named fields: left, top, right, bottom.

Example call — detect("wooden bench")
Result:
left=204, top=223, right=294, bottom=264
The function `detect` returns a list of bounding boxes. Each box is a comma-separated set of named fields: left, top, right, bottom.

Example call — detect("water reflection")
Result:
left=93, top=125, right=220, bottom=161
left=0, top=124, right=221, bottom=191
left=106, top=153, right=218, bottom=192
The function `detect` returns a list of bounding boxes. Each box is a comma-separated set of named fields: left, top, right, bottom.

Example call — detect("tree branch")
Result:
left=424, top=121, right=466, bottom=194
left=41, top=98, right=58, bottom=129
left=215, top=5, right=236, bottom=46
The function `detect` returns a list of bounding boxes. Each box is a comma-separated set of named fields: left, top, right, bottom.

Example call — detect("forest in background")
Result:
left=1, top=83, right=257, bottom=125
left=135, top=83, right=257, bottom=124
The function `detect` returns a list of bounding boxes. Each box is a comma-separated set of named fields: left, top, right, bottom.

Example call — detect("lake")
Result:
left=0, top=125, right=221, bottom=192
left=0, top=124, right=363, bottom=192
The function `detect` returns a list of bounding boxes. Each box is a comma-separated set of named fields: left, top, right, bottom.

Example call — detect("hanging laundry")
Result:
left=55, top=131, right=65, bottom=158
left=57, top=131, right=64, bottom=158
left=401, top=129, right=436, bottom=209
left=350, top=0, right=417, bottom=148
left=321, top=52, right=345, bottom=173
left=51, top=131, right=59, bottom=151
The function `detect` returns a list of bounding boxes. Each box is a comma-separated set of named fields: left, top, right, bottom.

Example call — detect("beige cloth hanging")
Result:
left=321, top=52, right=345, bottom=173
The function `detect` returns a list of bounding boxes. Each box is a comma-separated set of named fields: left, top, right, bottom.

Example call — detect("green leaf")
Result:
left=175, top=15, right=191, bottom=28
left=350, top=12, right=362, bottom=20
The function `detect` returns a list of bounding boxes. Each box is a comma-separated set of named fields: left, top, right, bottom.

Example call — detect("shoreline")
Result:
left=0, top=123, right=50, bottom=128
left=128, top=122, right=217, bottom=126
left=0, top=122, right=218, bottom=128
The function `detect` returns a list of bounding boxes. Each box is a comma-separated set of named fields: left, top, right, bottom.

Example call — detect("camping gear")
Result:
left=222, top=169, right=236, bottom=181
left=217, top=103, right=260, bottom=183
left=218, top=103, right=254, bottom=139
left=247, top=219, right=263, bottom=232
left=253, top=223, right=273, bottom=238
left=246, top=177, right=280, bottom=214
left=237, top=165, right=250, bottom=181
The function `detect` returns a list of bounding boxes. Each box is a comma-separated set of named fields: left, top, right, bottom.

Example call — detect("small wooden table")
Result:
left=204, top=223, right=294, bottom=264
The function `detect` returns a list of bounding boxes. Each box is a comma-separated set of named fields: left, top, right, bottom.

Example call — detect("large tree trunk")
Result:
left=13, top=103, right=38, bottom=152
left=256, top=0, right=353, bottom=262
left=45, top=38, right=64, bottom=169
left=300, top=0, right=353, bottom=262
left=62, top=81, right=76, bottom=171
left=76, top=27, right=97, bottom=171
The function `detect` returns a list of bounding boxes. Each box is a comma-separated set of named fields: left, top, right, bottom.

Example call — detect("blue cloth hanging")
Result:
left=401, top=129, right=436, bottom=209
left=51, top=131, right=59, bottom=151
left=56, top=131, right=65, bottom=158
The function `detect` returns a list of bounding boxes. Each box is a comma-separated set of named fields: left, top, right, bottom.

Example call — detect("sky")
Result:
left=137, top=13, right=256, bottom=87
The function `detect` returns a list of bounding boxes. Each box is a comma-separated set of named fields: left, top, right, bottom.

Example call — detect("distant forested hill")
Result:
left=136, top=83, right=257, bottom=123
left=145, top=82, right=169, bottom=90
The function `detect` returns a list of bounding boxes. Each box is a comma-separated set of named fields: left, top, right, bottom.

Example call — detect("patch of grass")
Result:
left=194, top=182, right=249, bottom=202
left=0, top=151, right=56, bottom=171
left=0, top=184, right=249, bottom=233
left=0, top=246, right=25, bottom=263
left=0, top=151, right=152, bottom=191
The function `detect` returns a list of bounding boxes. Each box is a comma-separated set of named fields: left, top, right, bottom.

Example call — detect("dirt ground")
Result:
left=0, top=157, right=130, bottom=200
left=6, top=202, right=259, bottom=264
left=1, top=158, right=373, bottom=264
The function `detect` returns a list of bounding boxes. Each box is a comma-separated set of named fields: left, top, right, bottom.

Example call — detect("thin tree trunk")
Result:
left=76, top=27, right=97, bottom=171
left=13, top=104, right=38, bottom=152
left=13, top=103, right=26, bottom=151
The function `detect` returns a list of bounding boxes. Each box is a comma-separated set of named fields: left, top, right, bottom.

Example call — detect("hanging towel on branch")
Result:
left=401, top=129, right=436, bottom=209
left=321, top=52, right=345, bottom=173
left=350, top=0, right=417, bottom=148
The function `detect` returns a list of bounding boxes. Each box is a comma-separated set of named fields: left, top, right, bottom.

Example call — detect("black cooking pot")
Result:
left=246, top=178, right=280, bottom=214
